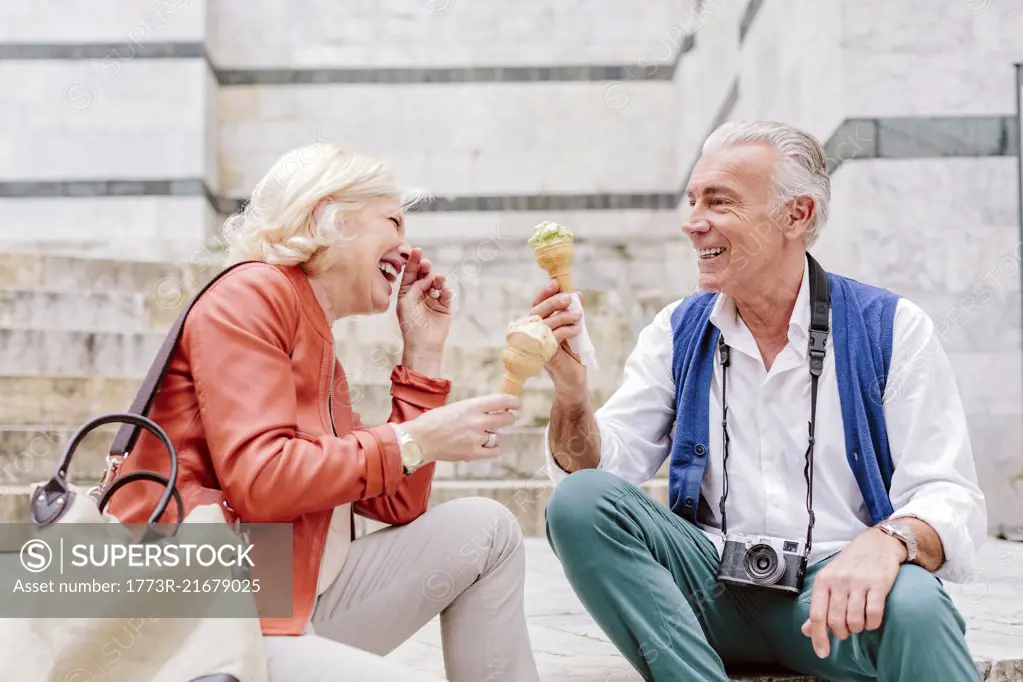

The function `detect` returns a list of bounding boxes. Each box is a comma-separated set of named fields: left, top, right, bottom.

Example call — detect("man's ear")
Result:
left=783, top=195, right=815, bottom=241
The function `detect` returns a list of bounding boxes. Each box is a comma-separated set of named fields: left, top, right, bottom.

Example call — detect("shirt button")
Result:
left=772, top=496, right=782, bottom=508
left=684, top=497, right=695, bottom=507
left=694, top=444, right=706, bottom=456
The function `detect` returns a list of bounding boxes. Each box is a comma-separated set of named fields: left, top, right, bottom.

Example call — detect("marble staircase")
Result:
left=0, top=250, right=676, bottom=534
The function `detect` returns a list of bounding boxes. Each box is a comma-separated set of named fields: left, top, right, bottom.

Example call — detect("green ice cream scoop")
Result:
left=528, top=221, right=574, bottom=248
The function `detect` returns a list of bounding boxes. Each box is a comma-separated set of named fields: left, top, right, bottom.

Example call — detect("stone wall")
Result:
left=670, top=0, right=1023, bottom=536
left=1, top=0, right=1021, bottom=534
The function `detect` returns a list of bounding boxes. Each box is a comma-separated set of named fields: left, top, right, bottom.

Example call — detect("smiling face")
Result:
left=684, top=142, right=808, bottom=297
left=327, top=195, right=410, bottom=315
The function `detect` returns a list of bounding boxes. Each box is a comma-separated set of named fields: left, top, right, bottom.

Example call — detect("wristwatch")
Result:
left=391, top=423, right=425, bottom=475
left=877, top=519, right=917, bottom=563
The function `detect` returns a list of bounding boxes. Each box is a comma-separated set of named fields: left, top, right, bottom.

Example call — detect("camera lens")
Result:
left=744, top=544, right=786, bottom=585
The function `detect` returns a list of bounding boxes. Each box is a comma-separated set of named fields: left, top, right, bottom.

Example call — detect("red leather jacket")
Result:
left=107, top=262, right=450, bottom=635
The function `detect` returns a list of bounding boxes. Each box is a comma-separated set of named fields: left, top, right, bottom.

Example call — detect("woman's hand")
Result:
left=397, top=248, right=453, bottom=373
left=401, top=393, right=522, bottom=462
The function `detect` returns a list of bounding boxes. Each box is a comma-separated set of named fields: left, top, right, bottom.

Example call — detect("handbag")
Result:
left=0, top=262, right=270, bottom=682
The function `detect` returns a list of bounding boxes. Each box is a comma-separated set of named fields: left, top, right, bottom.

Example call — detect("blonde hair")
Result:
left=703, top=120, right=831, bottom=248
left=222, top=143, right=427, bottom=274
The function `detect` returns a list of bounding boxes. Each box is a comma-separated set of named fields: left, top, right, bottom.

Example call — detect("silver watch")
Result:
left=391, top=423, right=425, bottom=475
left=877, top=519, right=917, bottom=563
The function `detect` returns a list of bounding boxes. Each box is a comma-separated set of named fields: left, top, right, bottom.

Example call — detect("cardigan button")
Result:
left=684, top=497, right=695, bottom=507
left=694, top=444, right=706, bottom=456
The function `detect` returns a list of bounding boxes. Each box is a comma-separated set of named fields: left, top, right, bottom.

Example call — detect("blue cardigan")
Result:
left=667, top=273, right=900, bottom=526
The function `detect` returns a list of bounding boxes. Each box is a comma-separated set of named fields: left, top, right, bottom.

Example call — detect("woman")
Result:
left=107, top=143, right=541, bottom=681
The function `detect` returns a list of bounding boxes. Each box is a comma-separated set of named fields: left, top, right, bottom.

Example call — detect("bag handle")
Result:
left=106, top=261, right=256, bottom=468
left=99, top=470, right=186, bottom=542
left=33, top=413, right=180, bottom=527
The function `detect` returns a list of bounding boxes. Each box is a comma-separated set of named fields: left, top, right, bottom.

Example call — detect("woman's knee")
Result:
left=430, top=496, right=524, bottom=570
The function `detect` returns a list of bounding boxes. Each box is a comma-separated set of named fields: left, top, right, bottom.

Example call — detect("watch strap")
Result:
left=879, top=520, right=917, bottom=563
left=391, top=423, right=424, bottom=475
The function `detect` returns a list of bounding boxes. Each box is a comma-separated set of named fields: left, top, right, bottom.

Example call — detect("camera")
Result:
left=716, top=533, right=807, bottom=595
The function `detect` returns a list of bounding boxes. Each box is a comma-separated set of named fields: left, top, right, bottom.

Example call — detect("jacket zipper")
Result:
left=326, top=343, right=356, bottom=542
left=327, top=346, right=338, bottom=437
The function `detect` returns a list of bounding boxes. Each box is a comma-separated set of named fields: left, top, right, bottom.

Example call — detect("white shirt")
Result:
left=545, top=261, right=987, bottom=581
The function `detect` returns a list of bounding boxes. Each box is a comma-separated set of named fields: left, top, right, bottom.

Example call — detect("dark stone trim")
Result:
left=411, top=192, right=678, bottom=212
left=0, top=179, right=207, bottom=199
left=1, top=35, right=694, bottom=83
left=824, top=119, right=880, bottom=174
left=712, top=80, right=740, bottom=131
left=824, top=116, right=1019, bottom=173
left=2, top=117, right=1014, bottom=214
left=0, top=181, right=677, bottom=213
left=679, top=77, right=741, bottom=199
left=739, top=0, right=766, bottom=44
left=217, top=192, right=679, bottom=214
left=0, top=42, right=205, bottom=60
left=218, top=64, right=675, bottom=85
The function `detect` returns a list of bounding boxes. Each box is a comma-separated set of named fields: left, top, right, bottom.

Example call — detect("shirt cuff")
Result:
left=544, top=423, right=610, bottom=484
left=544, top=424, right=572, bottom=484
left=390, top=365, right=452, bottom=410
left=890, top=493, right=980, bottom=581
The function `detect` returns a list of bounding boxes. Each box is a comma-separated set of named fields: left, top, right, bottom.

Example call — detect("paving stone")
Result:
left=384, top=538, right=1023, bottom=681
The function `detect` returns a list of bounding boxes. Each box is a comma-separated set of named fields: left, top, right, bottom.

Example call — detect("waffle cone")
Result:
left=500, top=343, right=547, bottom=395
left=533, top=240, right=574, bottom=292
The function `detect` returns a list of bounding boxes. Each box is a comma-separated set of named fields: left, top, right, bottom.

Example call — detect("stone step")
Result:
left=0, top=422, right=669, bottom=488
left=0, top=251, right=217, bottom=299
left=0, top=242, right=694, bottom=306
left=0, top=479, right=672, bottom=538
left=0, top=279, right=674, bottom=343
left=0, top=328, right=167, bottom=377
left=0, top=374, right=622, bottom=430
left=0, top=286, right=182, bottom=333
left=0, top=327, right=637, bottom=390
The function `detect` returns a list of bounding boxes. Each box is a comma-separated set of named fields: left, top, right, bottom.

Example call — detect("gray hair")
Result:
left=702, top=120, right=831, bottom=248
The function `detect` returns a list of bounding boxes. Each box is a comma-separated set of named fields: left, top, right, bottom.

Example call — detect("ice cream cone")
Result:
left=500, top=315, right=558, bottom=395
left=500, top=346, right=545, bottom=395
left=528, top=221, right=575, bottom=292
left=534, top=241, right=574, bottom=293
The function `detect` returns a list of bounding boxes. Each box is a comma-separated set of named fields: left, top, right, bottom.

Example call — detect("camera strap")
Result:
left=716, top=253, right=830, bottom=558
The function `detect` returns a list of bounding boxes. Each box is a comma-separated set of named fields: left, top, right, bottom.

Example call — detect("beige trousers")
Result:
left=263, top=497, right=540, bottom=682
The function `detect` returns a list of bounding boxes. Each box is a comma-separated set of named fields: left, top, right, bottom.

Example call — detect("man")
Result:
left=532, top=120, right=987, bottom=681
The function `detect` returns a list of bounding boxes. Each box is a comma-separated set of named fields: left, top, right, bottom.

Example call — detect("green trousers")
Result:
left=545, top=469, right=980, bottom=682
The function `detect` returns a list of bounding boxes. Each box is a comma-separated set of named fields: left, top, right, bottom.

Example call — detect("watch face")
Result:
left=889, top=521, right=912, bottom=538
left=400, top=438, right=423, bottom=465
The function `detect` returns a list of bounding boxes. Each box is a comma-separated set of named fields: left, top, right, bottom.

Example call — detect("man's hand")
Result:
left=529, top=279, right=587, bottom=401
left=801, top=527, right=906, bottom=658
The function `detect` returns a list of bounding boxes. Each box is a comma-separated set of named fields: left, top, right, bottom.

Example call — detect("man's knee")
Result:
left=882, top=565, right=966, bottom=639
left=545, top=468, right=627, bottom=547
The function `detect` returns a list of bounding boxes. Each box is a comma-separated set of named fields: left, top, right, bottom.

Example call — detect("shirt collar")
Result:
left=708, top=258, right=812, bottom=359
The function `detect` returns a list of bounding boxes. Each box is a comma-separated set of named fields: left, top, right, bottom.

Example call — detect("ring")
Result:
left=482, top=431, right=498, bottom=448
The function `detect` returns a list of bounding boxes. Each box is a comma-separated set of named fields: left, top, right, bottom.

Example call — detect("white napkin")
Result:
left=566, top=292, right=599, bottom=369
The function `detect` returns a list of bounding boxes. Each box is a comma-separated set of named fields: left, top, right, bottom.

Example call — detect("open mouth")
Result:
left=698, top=247, right=726, bottom=260
left=378, top=259, right=401, bottom=286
